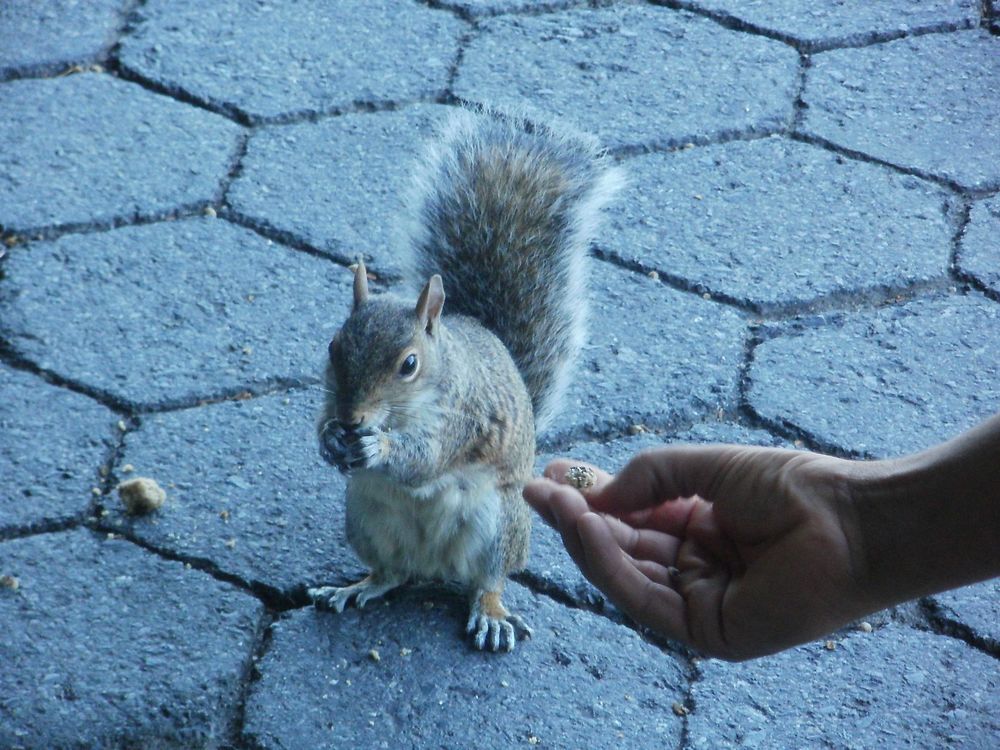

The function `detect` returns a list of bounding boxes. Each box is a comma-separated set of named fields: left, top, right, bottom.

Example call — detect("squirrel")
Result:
left=308, top=106, right=622, bottom=652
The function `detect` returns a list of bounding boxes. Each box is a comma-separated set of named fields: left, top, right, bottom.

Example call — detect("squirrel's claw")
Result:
left=466, top=594, right=532, bottom=652
left=319, top=425, right=379, bottom=474
left=309, top=574, right=401, bottom=612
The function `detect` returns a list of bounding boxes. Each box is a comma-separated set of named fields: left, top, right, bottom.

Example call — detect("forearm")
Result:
left=849, top=413, right=1000, bottom=609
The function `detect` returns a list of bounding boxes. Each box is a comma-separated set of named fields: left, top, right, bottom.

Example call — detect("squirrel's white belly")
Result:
left=345, top=467, right=502, bottom=585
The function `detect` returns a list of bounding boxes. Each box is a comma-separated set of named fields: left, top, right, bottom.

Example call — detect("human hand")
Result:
left=524, top=446, right=870, bottom=660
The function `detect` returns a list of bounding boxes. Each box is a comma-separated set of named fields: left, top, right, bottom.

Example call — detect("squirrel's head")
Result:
left=324, top=258, right=445, bottom=430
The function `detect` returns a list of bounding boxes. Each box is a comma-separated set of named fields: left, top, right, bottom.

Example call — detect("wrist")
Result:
left=847, top=416, right=1000, bottom=610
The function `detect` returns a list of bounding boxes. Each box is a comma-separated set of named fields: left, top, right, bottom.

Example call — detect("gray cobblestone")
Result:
left=748, top=292, right=1000, bottom=456
left=801, top=30, right=1000, bottom=191
left=0, top=528, right=262, bottom=750
left=118, top=0, right=465, bottom=123
left=0, top=218, right=351, bottom=409
left=3, top=4, right=999, bottom=749
left=0, top=0, right=127, bottom=77
left=689, top=623, right=1000, bottom=749
left=958, top=198, right=1000, bottom=296
left=0, top=73, right=240, bottom=233
left=545, top=259, right=746, bottom=442
left=227, top=106, right=447, bottom=274
left=929, top=580, right=1000, bottom=650
left=454, top=5, right=799, bottom=150
left=606, top=136, right=954, bottom=310
left=110, top=390, right=363, bottom=599
left=243, top=583, right=686, bottom=750
left=677, top=0, right=978, bottom=50
left=0, top=365, right=113, bottom=532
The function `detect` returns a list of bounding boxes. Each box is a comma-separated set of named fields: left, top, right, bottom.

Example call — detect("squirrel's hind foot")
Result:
left=309, top=573, right=401, bottom=613
left=467, top=590, right=533, bottom=652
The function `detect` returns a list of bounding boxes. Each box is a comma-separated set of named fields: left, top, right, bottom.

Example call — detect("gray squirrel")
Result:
left=309, top=107, right=622, bottom=651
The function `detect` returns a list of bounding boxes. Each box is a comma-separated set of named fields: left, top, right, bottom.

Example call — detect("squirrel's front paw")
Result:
left=319, top=425, right=384, bottom=473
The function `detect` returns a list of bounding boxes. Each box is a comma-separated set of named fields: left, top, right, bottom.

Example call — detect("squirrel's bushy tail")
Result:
left=402, top=107, right=623, bottom=432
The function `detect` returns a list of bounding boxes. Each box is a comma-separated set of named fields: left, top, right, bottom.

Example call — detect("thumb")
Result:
left=587, top=444, right=746, bottom=515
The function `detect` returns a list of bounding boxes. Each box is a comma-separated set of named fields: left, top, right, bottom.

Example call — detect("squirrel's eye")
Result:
left=399, top=353, right=418, bottom=378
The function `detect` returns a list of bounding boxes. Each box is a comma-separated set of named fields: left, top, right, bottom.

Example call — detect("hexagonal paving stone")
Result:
left=530, top=422, right=794, bottom=610
left=748, top=292, right=1000, bottom=457
left=957, top=198, right=1000, bottom=297
left=0, top=365, right=115, bottom=533
left=227, top=105, right=448, bottom=275
left=689, top=623, right=1000, bottom=749
left=0, top=218, right=352, bottom=410
left=802, top=31, right=1000, bottom=191
left=118, top=0, right=465, bottom=123
left=544, top=260, right=746, bottom=442
left=676, top=0, right=977, bottom=50
left=110, top=390, right=363, bottom=601
left=454, top=4, right=799, bottom=150
left=0, top=73, right=240, bottom=234
left=0, top=0, right=128, bottom=76
left=0, top=528, right=263, bottom=749
left=243, top=583, right=687, bottom=750
left=607, top=137, right=953, bottom=311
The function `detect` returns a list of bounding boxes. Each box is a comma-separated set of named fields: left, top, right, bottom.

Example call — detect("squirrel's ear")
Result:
left=415, top=275, right=445, bottom=335
left=352, top=257, right=369, bottom=310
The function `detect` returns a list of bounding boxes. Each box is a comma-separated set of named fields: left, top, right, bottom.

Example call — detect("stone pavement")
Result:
left=1, top=1, right=998, bottom=748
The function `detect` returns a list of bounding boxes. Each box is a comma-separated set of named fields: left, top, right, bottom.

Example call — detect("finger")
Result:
left=576, top=512, right=691, bottom=645
left=615, top=496, right=703, bottom=540
left=597, top=513, right=681, bottom=570
left=522, top=477, right=565, bottom=529
left=523, top=479, right=593, bottom=575
left=587, top=444, right=748, bottom=515
left=542, top=458, right=614, bottom=494
left=631, top=557, right=679, bottom=588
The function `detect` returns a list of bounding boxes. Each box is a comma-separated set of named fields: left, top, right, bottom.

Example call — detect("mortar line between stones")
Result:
left=88, top=519, right=304, bottom=611
left=593, top=243, right=956, bottom=321
left=107, top=58, right=255, bottom=127
left=735, top=325, right=866, bottom=460
left=0, top=0, right=141, bottom=83
left=224, top=608, right=278, bottom=750
left=790, top=50, right=810, bottom=132
left=0, top=339, right=134, bottom=414
left=218, top=209, right=405, bottom=284
left=127, top=376, right=324, bottom=417
left=439, top=17, right=476, bottom=97
left=217, top=130, right=252, bottom=207
left=0, top=517, right=83, bottom=544
left=91, top=414, right=137, bottom=506
left=0, top=201, right=218, bottom=247
left=420, top=0, right=620, bottom=23
left=949, top=200, right=1000, bottom=303
left=649, top=0, right=977, bottom=53
left=609, top=123, right=785, bottom=161
left=917, top=597, right=1000, bottom=660
left=788, top=131, right=976, bottom=196
left=590, top=247, right=755, bottom=315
